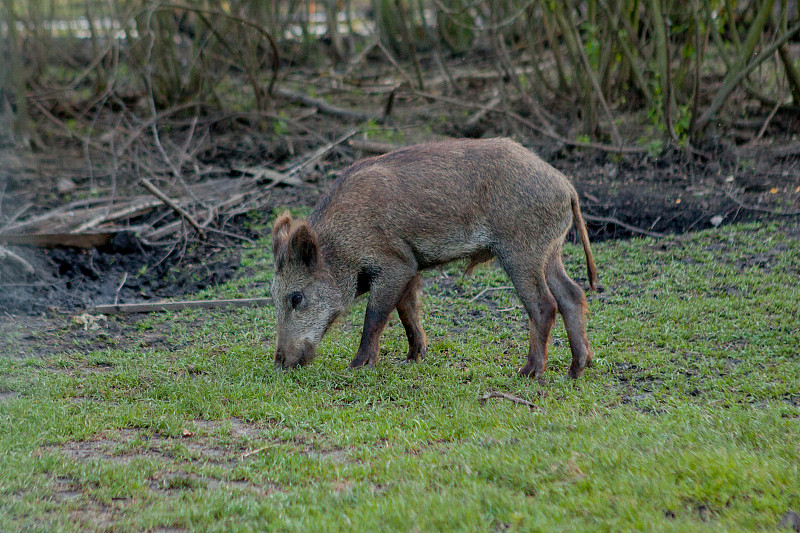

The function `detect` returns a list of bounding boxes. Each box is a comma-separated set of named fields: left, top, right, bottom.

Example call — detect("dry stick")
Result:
left=140, top=178, right=207, bottom=241
left=94, top=297, right=274, bottom=314
left=753, top=96, right=784, bottom=142
left=478, top=392, right=542, bottom=411
left=470, top=286, right=514, bottom=303
left=275, top=87, right=374, bottom=122
left=287, top=129, right=360, bottom=177
left=408, top=90, right=646, bottom=154
left=342, top=35, right=379, bottom=80
left=72, top=199, right=164, bottom=233
left=582, top=213, right=666, bottom=238
left=204, top=227, right=256, bottom=245
left=382, top=87, right=397, bottom=121
left=0, top=232, right=117, bottom=249
left=0, top=246, right=35, bottom=276
left=113, top=102, right=205, bottom=159
left=375, top=40, right=415, bottom=87
left=466, top=91, right=501, bottom=129
left=241, top=444, right=271, bottom=460
left=114, top=272, right=128, bottom=306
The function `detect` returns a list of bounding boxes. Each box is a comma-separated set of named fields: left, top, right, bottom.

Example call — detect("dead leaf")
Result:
left=71, top=313, right=107, bottom=331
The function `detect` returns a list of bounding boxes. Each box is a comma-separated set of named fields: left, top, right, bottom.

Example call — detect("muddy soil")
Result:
left=2, top=87, right=799, bottom=322
left=2, top=141, right=797, bottom=318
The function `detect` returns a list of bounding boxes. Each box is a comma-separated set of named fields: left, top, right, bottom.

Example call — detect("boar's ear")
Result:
left=288, top=223, right=319, bottom=271
left=272, top=212, right=293, bottom=259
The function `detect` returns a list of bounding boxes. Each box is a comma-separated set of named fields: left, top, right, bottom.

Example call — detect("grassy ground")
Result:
left=1, top=221, right=799, bottom=531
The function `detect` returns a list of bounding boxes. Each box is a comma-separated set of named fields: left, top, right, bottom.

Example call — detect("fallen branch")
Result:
left=275, top=87, right=374, bottom=122
left=287, top=129, right=360, bottom=177
left=71, top=199, right=163, bottom=233
left=478, top=391, right=542, bottom=411
left=582, top=214, right=667, bottom=238
left=93, top=297, right=273, bottom=314
left=0, top=246, right=35, bottom=276
left=140, top=178, right=207, bottom=241
left=234, top=166, right=306, bottom=188
left=0, top=232, right=117, bottom=248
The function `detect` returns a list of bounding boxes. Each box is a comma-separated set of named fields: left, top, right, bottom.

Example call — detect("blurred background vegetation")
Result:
left=1, top=0, right=798, bottom=151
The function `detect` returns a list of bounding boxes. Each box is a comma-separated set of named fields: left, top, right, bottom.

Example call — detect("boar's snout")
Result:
left=274, top=340, right=316, bottom=370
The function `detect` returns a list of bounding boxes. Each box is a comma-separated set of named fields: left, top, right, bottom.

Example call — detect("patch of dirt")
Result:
left=46, top=422, right=351, bottom=468
left=0, top=391, right=18, bottom=402
left=3, top=118, right=799, bottom=320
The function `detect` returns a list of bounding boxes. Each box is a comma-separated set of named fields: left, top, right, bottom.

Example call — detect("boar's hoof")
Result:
left=517, top=363, right=545, bottom=380
left=402, top=345, right=427, bottom=364
left=347, top=357, right=370, bottom=371
left=567, top=365, right=586, bottom=379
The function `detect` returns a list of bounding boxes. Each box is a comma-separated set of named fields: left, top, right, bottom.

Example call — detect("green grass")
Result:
left=1, top=222, right=799, bottom=531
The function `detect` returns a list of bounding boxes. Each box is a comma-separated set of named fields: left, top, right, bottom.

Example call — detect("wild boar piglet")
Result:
left=271, top=138, right=597, bottom=379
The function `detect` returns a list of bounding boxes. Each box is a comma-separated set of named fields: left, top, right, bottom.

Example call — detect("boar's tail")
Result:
left=570, top=192, right=598, bottom=290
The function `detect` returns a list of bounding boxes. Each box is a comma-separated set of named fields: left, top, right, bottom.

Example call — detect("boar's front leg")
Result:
left=396, top=274, right=427, bottom=363
left=349, top=265, right=417, bottom=369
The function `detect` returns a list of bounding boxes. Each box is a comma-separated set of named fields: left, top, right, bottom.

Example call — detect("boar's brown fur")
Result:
left=271, top=138, right=597, bottom=379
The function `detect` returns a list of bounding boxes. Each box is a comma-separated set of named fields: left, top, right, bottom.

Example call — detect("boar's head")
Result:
left=270, top=212, right=343, bottom=369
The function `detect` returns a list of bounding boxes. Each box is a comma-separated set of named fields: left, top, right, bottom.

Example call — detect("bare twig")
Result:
left=470, top=286, right=514, bottom=302
left=478, top=391, right=542, bottom=411
left=72, top=199, right=163, bottom=233
left=275, top=87, right=374, bottom=122
left=0, top=246, right=35, bottom=276
left=204, top=227, right=256, bottom=245
left=93, top=297, right=273, bottom=314
left=241, top=444, right=271, bottom=460
left=114, top=272, right=128, bottom=306
left=753, top=96, right=784, bottom=142
left=287, top=129, right=360, bottom=177
left=582, top=214, right=667, bottom=238
left=140, top=178, right=207, bottom=240
left=342, top=35, right=379, bottom=80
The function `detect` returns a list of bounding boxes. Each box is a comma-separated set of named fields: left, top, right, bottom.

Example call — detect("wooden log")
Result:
left=0, top=232, right=116, bottom=248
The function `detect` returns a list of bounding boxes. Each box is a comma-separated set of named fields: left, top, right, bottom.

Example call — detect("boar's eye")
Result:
left=289, top=291, right=304, bottom=309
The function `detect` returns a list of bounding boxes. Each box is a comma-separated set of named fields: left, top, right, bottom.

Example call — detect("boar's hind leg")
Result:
left=396, top=274, right=427, bottom=363
left=349, top=267, right=417, bottom=370
left=546, top=252, right=593, bottom=379
left=498, top=252, right=557, bottom=379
